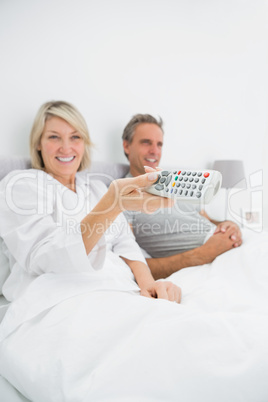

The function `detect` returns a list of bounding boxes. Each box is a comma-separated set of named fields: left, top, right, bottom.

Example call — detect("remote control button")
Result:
left=161, top=171, right=170, bottom=176
left=201, top=178, right=206, bottom=184
left=181, top=183, right=185, bottom=188
left=170, top=188, right=173, bottom=193
left=160, top=177, right=166, bottom=184
left=196, top=191, right=202, bottom=198
left=172, top=182, right=175, bottom=187
left=187, top=171, right=191, bottom=176
left=194, top=178, right=199, bottom=183
left=189, top=177, right=194, bottom=182
left=176, top=182, right=180, bottom=188
left=154, top=175, right=160, bottom=185
left=185, top=190, right=188, bottom=196
left=165, top=188, right=169, bottom=192
left=190, top=191, right=194, bottom=196
left=174, top=176, right=178, bottom=181
left=174, top=189, right=177, bottom=194
left=197, top=172, right=202, bottom=177
left=165, top=175, right=172, bottom=186
left=192, top=184, right=197, bottom=189
left=204, top=172, right=210, bottom=178
left=182, top=171, right=186, bottom=175
left=192, top=172, right=197, bottom=176
left=179, top=189, right=183, bottom=195
left=186, top=184, right=191, bottom=189
left=173, top=170, right=177, bottom=174
left=179, top=177, right=183, bottom=181
left=199, top=185, right=203, bottom=190
left=184, top=177, right=188, bottom=182
left=155, top=184, right=164, bottom=191
left=178, top=170, right=181, bottom=175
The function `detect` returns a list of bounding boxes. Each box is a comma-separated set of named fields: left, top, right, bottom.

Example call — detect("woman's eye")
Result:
left=72, top=135, right=81, bottom=140
left=49, top=135, right=59, bottom=140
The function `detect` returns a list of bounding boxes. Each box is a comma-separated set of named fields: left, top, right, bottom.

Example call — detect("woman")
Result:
left=0, top=101, right=182, bottom=401
left=0, top=100, right=180, bottom=303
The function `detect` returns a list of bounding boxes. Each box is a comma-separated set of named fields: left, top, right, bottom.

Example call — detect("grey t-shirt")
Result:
left=123, top=172, right=216, bottom=258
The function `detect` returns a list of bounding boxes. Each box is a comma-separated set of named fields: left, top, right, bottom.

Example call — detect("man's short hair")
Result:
left=122, top=114, right=163, bottom=144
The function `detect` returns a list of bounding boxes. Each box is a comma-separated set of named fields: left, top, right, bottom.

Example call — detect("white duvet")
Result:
left=0, top=229, right=268, bottom=402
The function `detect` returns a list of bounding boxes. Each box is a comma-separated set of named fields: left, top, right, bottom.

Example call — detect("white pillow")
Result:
left=0, top=238, right=10, bottom=296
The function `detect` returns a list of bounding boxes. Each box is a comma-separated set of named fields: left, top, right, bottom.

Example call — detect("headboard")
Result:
left=0, top=155, right=130, bottom=185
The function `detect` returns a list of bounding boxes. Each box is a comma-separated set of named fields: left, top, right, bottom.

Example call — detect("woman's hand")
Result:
left=121, top=258, right=181, bottom=304
left=140, top=280, right=182, bottom=303
left=108, top=172, right=174, bottom=214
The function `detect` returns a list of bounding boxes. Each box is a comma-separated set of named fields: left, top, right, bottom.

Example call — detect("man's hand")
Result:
left=200, top=211, right=242, bottom=248
left=201, top=229, right=241, bottom=264
left=214, top=220, right=242, bottom=248
left=140, top=281, right=181, bottom=303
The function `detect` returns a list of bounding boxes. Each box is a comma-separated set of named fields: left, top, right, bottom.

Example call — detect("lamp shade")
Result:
left=212, top=160, right=245, bottom=189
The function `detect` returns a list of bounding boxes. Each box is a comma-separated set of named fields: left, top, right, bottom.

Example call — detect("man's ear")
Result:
left=123, top=140, right=130, bottom=156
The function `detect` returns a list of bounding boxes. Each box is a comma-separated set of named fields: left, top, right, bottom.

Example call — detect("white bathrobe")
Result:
left=0, top=169, right=146, bottom=336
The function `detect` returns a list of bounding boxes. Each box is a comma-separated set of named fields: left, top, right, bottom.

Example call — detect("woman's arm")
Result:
left=81, top=173, right=181, bottom=303
left=81, top=172, right=173, bottom=255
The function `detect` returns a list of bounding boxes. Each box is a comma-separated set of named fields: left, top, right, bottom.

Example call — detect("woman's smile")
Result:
left=38, top=116, right=85, bottom=188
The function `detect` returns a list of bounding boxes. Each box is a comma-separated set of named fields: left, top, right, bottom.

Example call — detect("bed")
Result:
left=0, top=156, right=268, bottom=402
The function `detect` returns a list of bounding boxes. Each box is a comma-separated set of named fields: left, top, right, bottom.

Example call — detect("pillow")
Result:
left=0, top=238, right=10, bottom=296
left=87, top=161, right=129, bottom=186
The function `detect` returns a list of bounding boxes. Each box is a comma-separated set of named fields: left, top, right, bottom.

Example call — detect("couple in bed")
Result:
left=0, top=101, right=243, bottom=401
left=0, top=101, right=241, bottom=302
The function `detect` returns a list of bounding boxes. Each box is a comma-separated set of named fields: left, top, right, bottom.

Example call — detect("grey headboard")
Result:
left=0, top=155, right=129, bottom=186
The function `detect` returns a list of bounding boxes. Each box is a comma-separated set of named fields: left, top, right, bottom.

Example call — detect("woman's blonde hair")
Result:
left=30, top=100, right=93, bottom=171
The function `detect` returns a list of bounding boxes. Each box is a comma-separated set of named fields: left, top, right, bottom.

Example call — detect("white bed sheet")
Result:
left=0, top=295, right=9, bottom=322
left=0, top=296, right=30, bottom=401
left=0, top=229, right=267, bottom=402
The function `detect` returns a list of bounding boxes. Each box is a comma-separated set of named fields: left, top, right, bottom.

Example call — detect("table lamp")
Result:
left=212, top=160, right=245, bottom=220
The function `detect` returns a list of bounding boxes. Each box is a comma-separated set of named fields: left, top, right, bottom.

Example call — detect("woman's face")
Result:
left=38, top=116, right=85, bottom=186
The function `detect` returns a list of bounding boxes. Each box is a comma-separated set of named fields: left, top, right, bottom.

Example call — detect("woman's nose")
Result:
left=59, top=140, right=72, bottom=153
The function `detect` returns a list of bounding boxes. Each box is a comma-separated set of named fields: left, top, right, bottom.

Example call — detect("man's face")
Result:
left=123, top=123, right=163, bottom=176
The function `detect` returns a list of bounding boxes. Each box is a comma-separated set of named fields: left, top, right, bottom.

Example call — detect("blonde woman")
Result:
left=1, top=100, right=180, bottom=302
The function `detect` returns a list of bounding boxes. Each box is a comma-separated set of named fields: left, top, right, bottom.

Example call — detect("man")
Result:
left=122, top=114, right=242, bottom=280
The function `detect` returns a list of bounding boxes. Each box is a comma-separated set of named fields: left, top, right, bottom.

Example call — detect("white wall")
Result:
left=1, top=0, right=268, bottom=228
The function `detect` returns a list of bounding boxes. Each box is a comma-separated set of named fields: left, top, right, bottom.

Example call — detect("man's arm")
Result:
left=146, top=229, right=238, bottom=280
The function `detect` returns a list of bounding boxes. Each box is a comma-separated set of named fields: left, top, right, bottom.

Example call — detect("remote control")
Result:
left=146, top=169, right=222, bottom=204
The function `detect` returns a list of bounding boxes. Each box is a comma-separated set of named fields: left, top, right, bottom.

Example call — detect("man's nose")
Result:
left=149, top=144, right=159, bottom=154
